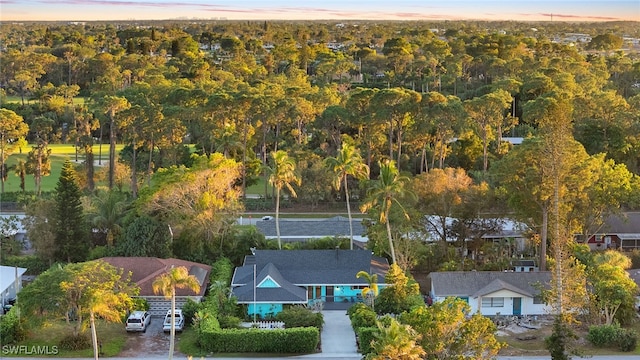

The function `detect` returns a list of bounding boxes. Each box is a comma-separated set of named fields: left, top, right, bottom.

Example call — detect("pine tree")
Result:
left=54, top=160, right=89, bottom=262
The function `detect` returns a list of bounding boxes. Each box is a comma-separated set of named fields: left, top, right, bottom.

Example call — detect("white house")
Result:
left=1, top=265, right=27, bottom=309
left=430, top=271, right=552, bottom=317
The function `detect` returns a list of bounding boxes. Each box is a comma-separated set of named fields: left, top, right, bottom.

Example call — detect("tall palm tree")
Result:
left=325, top=143, right=370, bottom=250
left=356, top=270, right=379, bottom=310
left=266, top=150, right=301, bottom=249
left=360, top=160, right=413, bottom=264
left=152, top=266, right=200, bottom=360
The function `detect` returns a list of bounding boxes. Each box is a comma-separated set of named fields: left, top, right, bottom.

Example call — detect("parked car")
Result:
left=261, top=215, right=273, bottom=220
left=125, top=310, right=151, bottom=332
left=162, top=309, right=185, bottom=332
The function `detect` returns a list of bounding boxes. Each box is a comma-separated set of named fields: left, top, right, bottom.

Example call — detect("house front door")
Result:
left=513, top=297, right=522, bottom=316
left=326, top=286, right=334, bottom=303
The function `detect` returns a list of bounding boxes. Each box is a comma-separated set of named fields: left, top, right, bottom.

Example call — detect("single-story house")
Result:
left=230, top=249, right=389, bottom=318
left=430, top=271, right=552, bottom=316
left=1, top=214, right=30, bottom=249
left=423, top=216, right=530, bottom=254
left=0, top=265, right=27, bottom=311
left=255, top=216, right=367, bottom=246
left=100, top=257, right=211, bottom=316
left=511, top=259, right=538, bottom=272
left=581, top=212, right=640, bottom=251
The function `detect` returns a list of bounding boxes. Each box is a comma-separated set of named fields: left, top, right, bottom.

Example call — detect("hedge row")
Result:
left=198, top=327, right=319, bottom=353
left=356, top=327, right=378, bottom=355
left=587, top=324, right=638, bottom=352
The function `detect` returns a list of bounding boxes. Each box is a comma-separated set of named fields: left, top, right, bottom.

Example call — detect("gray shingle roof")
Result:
left=604, top=212, right=640, bottom=233
left=255, top=216, right=365, bottom=238
left=230, top=249, right=389, bottom=304
left=430, top=271, right=551, bottom=298
left=232, top=263, right=307, bottom=303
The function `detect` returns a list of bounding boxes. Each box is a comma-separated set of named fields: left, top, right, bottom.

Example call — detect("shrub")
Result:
left=195, top=311, right=221, bottom=336
left=275, top=306, right=323, bottom=329
left=347, top=302, right=368, bottom=317
left=199, top=327, right=319, bottom=353
left=58, top=333, right=91, bottom=350
left=0, top=306, right=26, bottom=344
left=349, top=305, right=377, bottom=330
left=131, top=297, right=149, bottom=311
left=615, top=328, right=638, bottom=352
left=210, top=257, right=233, bottom=284
left=218, top=315, right=242, bottom=329
left=587, top=323, right=638, bottom=352
left=356, top=327, right=378, bottom=355
left=588, top=324, right=620, bottom=347
left=182, top=298, right=202, bottom=326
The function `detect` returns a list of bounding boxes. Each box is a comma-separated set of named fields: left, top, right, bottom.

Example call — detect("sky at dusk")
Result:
left=0, top=0, right=638, bottom=22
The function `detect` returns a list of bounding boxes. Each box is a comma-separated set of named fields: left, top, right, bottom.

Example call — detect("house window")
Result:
left=307, top=286, right=321, bottom=299
left=481, top=297, right=504, bottom=307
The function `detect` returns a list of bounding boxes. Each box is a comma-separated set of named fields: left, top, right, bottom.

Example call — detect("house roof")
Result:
left=230, top=249, right=389, bottom=304
left=603, top=212, right=640, bottom=233
left=99, top=257, right=211, bottom=297
left=430, top=271, right=551, bottom=299
left=232, top=263, right=307, bottom=303
left=255, top=216, right=365, bottom=239
left=0, top=265, right=27, bottom=296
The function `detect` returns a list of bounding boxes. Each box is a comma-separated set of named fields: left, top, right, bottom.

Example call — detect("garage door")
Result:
left=146, top=298, right=189, bottom=316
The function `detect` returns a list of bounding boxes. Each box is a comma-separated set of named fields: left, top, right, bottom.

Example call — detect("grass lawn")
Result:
left=2, top=96, right=86, bottom=106
left=2, top=144, right=121, bottom=194
left=5, top=319, right=127, bottom=357
left=177, top=328, right=208, bottom=357
left=497, top=321, right=640, bottom=356
left=246, top=176, right=273, bottom=196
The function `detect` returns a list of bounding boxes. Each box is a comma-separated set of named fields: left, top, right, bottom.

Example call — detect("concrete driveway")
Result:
left=118, top=315, right=179, bottom=357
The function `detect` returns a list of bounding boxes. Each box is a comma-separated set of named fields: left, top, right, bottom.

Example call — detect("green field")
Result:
left=2, top=95, right=86, bottom=106
left=2, top=144, right=120, bottom=194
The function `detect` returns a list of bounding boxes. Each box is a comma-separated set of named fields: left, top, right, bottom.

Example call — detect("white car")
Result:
left=125, top=310, right=151, bottom=332
left=262, top=216, right=274, bottom=220
left=162, top=309, right=185, bottom=332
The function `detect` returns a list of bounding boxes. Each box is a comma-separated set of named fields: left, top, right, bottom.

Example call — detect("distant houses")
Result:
left=255, top=216, right=367, bottom=246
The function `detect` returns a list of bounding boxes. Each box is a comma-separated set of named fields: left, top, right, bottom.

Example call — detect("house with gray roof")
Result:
left=255, top=216, right=367, bottom=245
left=430, top=271, right=552, bottom=316
left=230, top=249, right=389, bottom=318
left=581, top=212, right=640, bottom=251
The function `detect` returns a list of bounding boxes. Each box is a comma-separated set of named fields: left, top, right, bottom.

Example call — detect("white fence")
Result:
left=241, top=321, right=285, bottom=329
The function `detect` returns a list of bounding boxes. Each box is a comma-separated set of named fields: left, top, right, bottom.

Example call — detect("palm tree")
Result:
left=152, top=266, right=200, bottom=360
left=325, top=143, right=369, bottom=250
left=89, top=190, right=128, bottom=247
left=266, top=150, right=301, bottom=249
left=360, top=160, right=413, bottom=264
left=356, top=270, right=379, bottom=310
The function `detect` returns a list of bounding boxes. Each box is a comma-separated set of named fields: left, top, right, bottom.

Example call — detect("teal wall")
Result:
left=333, top=285, right=362, bottom=303
left=248, top=303, right=283, bottom=318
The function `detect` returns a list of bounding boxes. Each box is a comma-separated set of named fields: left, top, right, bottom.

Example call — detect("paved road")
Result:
left=8, top=356, right=640, bottom=360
